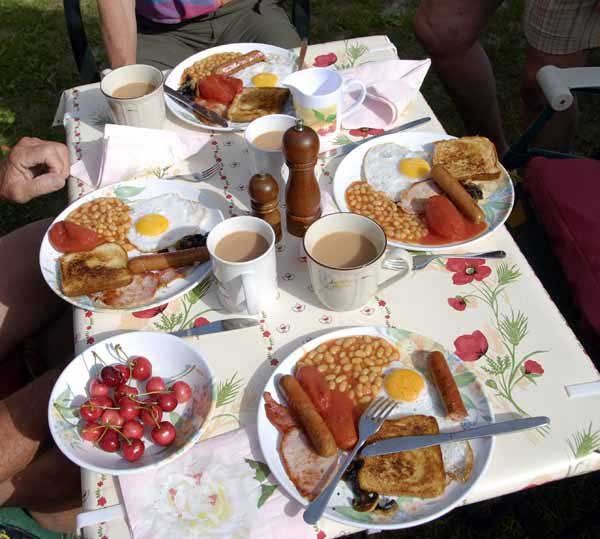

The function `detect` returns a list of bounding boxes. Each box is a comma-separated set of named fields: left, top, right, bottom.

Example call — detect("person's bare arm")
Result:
left=97, top=0, right=137, bottom=68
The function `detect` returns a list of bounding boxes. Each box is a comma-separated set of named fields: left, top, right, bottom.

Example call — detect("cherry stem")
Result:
left=136, top=390, right=168, bottom=398
left=166, top=365, right=194, bottom=384
left=92, top=351, right=107, bottom=367
left=113, top=344, right=129, bottom=364
left=95, top=425, right=109, bottom=444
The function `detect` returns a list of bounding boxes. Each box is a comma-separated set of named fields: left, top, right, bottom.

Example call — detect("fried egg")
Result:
left=252, top=72, right=278, bottom=87
left=383, top=368, right=426, bottom=402
left=363, top=143, right=432, bottom=201
left=127, top=194, right=206, bottom=252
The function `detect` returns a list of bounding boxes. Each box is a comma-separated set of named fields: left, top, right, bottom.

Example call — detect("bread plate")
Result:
left=39, top=179, right=223, bottom=313
left=256, top=326, right=494, bottom=531
left=165, top=43, right=296, bottom=132
left=332, top=131, right=515, bottom=252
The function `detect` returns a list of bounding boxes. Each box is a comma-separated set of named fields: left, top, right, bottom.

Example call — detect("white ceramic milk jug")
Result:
left=283, top=68, right=366, bottom=136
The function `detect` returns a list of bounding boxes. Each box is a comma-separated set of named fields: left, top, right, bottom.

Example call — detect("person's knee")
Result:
left=414, top=3, right=481, bottom=58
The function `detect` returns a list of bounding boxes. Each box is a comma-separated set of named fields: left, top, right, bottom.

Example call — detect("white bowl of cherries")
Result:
left=48, top=331, right=215, bottom=475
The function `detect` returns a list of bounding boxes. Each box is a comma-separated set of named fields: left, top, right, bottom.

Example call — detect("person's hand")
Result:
left=0, top=137, right=69, bottom=203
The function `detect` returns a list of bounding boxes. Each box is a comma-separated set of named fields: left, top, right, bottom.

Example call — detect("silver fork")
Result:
left=384, top=249, right=506, bottom=272
left=303, top=397, right=398, bottom=525
left=165, top=162, right=220, bottom=183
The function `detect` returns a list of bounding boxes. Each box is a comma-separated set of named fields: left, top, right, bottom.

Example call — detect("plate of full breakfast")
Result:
left=166, top=43, right=296, bottom=131
left=257, top=326, right=494, bottom=530
left=333, top=132, right=515, bottom=252
left=39, top=179, right=223, bottom=312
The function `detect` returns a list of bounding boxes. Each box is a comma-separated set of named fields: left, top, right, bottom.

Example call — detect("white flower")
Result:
left=151, top=455, right=259, bottom=538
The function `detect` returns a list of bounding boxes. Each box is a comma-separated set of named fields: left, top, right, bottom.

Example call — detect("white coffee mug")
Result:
left=207, top=216, right=278, bottom=315
left=304, top=213, right=409, bottom=311
left=100, top=64, right=166, bottom=129
left=245, top=114, right=296, bottom=197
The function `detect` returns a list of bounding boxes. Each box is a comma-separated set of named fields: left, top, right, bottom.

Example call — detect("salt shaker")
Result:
left=249, top=173, right=282, bottom=242
left=283, top=118, right=321, bottom=238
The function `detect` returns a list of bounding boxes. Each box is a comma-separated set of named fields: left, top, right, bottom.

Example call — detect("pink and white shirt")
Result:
left=136, top=0, right=221, bottom=24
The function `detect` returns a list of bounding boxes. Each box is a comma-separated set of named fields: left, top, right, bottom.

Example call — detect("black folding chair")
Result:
left=63, top=0, right=311, bottom=85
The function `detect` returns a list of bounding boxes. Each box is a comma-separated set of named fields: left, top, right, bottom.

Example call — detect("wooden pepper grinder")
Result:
left=249, top=173, right=282, bottom=242
left=283, top=118, right=321, bottom=237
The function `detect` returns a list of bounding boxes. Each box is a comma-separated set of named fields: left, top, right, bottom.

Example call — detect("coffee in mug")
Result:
left=112, top=82, right=157, bottom=99
left=251, top=130, right=285, bottom=151
left=311, top=231, right=378, bottom=269
left=207, top=216, right=278, bottom=315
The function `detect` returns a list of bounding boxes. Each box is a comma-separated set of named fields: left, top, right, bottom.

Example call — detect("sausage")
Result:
left=280, top=375, right=337, bottom=458
left=213, top=50, right=266, bottom=76
left=428, top=351, right=468, bottom=421
left=128, top=247, right=209, bottom=274
left=430, top=165, right=485, bottom=224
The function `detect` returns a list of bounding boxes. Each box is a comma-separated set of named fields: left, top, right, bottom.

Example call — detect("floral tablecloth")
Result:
left=55, top=35, right=600, bottom=539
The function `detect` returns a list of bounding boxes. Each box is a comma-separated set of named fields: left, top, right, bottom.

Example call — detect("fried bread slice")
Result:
left=59, top=243, right=132, bottom=297
left=432, top=136, right=502, bottom=182
left=227, top=87, right=290, bottom=122
left=358, top=415, right=446, bottom=498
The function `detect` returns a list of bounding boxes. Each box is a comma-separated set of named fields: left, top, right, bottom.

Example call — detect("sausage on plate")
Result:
left=428, top=350, right=468, bottom=421
left=431, top=165, right=485, bottom=224
left=280, top=375, right=337, bottom=458
left=128, top=247, right=209, bottom=274
left=213, top=50, right=266, bottom=76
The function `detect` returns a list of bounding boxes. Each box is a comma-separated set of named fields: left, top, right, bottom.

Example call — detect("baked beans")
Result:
left=295, top=336, right=399, bottom=405
left=345, top=181, right=429, bottom=243
left=68, top=197, right=133, bottom=250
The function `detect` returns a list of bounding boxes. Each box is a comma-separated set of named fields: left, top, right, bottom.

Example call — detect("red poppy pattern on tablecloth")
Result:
left=446, top=258, right=491, bottom=285
left=348, top=127, right=385, bottom=138
left=524, top=359, right=544, bottom=376
left=313, top=53, right=337, bottom=67
left=132, top=303, right=168, bottom=319
left=454, top=330, right=488, bottom=361
left=448, top=296, right=467, bottom=311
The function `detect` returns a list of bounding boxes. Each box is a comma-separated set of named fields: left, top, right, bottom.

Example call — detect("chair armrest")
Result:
left=537, top=65, right=600, bottom=112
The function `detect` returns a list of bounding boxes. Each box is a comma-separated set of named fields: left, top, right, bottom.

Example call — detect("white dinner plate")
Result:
left=39, top=179, right=223, bottom=313
left=257, top=326, right=494, bottom=531
left=165, top=43, right=297, bottom=132
left=333, top=131, right=515, bottom=252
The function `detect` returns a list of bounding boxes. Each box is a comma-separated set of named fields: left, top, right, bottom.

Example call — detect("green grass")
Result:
left=0, top=1, right=599, bottom=537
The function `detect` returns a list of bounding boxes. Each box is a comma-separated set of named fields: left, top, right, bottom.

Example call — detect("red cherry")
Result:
left=80, top=399, right=103, bottom=421
left=101, top=409, right=124, bottom=427
left=113, top=364, right=130, bottom=383
left=158, top=392, right=177, bottom=412
left=119, top=397, right=140, bottom=421
left=151, top=421, right=176, bottom=446
left=130, top=356, right=152, bottom=381
left=99, top=429, right=120, bottom=452
left=171, top=381, right=192, bottom=404
left=100, top=366, right=122, bottom=387
left=122, top=439, right=145, bottom=462
left=81, top=422, right=104, bottom=442
left=122, top=420, right=144, bottom=439
left=140, top=404, right=163, bottom=427
left=89, top=379, right=109, bottom=397
left=115, top=384, right=138, bottom=403
left=146, top=376, right=166, bottom=393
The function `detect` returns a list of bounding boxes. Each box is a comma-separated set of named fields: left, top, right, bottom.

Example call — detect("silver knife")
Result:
left=360, top=416, right=550, bottom=457
left=318, top=116, right=432, bottom=160
left=170, top=318, right=259, bottom=338
left=164, top=85, right=229, bottom=128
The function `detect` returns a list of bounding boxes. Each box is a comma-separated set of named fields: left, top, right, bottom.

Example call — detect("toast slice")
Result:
left=358, top=415, right=446, bottom=498
left=59, top=243, right=132, bottom=297
left=227, top=87, right=290, bottom=122
left=432, top=136, right=502, bottom=181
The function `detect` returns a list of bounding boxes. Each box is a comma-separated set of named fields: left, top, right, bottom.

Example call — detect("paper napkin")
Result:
left=70, top=124, right=212, bottom=189
left=341, top=58, right=431, bottom=130
left=119, top=425, right=319, bottom=539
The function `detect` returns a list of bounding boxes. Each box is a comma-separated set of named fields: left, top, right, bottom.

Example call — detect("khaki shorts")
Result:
left=524, top=0, right=600, bottom=54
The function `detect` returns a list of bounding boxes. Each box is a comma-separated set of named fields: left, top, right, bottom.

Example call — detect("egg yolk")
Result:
left=135, top=214, right=169, bottom=236
left=252, top=72, right=278, bottom=87
left=384, top=369, right=425, bottom=402
left=398, top=157, right=431, bottom=179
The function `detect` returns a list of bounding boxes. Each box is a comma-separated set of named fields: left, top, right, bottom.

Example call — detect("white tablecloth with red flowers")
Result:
left=55, top=35, right=600, bottom=539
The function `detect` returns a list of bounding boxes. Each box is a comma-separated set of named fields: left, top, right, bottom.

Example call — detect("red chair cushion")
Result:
left=524, top=156, right=600, bottom=336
